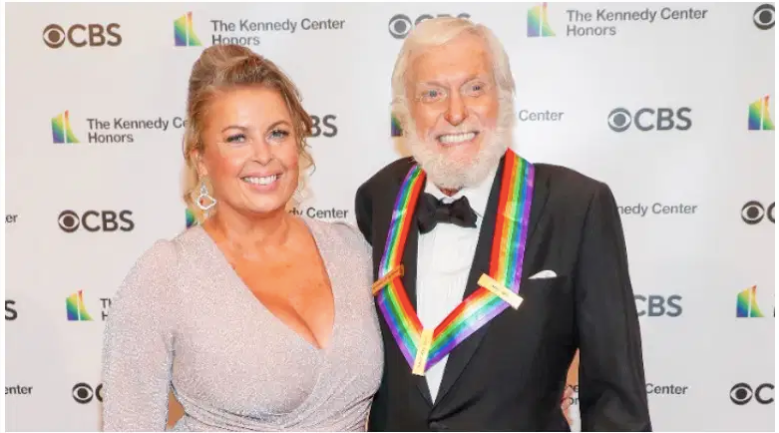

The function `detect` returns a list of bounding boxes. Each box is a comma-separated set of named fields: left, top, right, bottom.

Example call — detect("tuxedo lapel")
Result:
left=433, top=154, right=551, bottom=406
left=522, top=165, right=551, bottom=280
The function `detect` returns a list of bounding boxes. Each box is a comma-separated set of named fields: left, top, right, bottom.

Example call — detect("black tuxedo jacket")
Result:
left=354, top=155, right=652, bottom=432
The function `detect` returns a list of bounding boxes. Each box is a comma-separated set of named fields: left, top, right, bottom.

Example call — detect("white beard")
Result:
left=405, top=104, right=514, bottom=190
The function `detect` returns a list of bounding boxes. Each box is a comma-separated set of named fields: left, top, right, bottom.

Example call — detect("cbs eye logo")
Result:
left=607, top=107, right=692, bottom=132
left=741, top=201, right=775, bottom=225
left=388, top=13, right=471, bottom=39
left=43, top=23, right=121, bottom=48
left=754, top=4, right=775, bottom=30
left=72, top=383, right=103, bottom=404
left=607, top=108, right=632, bottom=132
left=58, top=210, right=134, bottom=233
left=730, top=383, right=774, bottom=405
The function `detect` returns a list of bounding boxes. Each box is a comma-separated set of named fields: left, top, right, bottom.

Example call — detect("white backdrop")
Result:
left=4, top=2, right=775, bottom=432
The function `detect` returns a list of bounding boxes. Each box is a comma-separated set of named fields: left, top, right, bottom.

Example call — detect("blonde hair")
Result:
left=181, top=44, right=314, bottom=224
left=390, top=17, right=516, bottom=134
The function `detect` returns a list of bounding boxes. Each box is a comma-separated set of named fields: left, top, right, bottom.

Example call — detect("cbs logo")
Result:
left=754, top=4, right=775, bottom=30
left=388, top=13, right=471, bottom=39
left=730, top=383, right=774, bottom=405
left=73, top=383, right=103, bottom=404
left=741, top=201, right=774, bottom=225
left=310, top=114, right=338, bottom=138
left=58, top=210, right=134, bottom=233
left=5, top=300, right=18, bottom=321
left=607, top=107, right=692, bottom=132
left=635, top=295, right=682, bottom=317
left=43, top=23, right=121, bottom=48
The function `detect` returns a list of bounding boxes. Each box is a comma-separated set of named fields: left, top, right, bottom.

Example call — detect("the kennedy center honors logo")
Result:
left=52, top=110, right=79, bottom=144
left=175, top=12, right=201, bottom=47
left=66, top=290, right=92, bottom=321
left=748, top=95, right=774, bottom=131
left=736, top=286, right=766, bottom=318
left=527, top=3, right=555, bottom=37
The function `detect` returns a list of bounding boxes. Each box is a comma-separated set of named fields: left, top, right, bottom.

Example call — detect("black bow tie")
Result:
left=417, top=193, right=478, bottom=234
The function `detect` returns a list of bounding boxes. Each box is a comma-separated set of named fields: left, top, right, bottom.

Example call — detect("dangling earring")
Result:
left=196, top=181, right=217, bottom=214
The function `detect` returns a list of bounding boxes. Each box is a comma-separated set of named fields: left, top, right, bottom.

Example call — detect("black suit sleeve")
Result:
left=354, top=182, right=373, bottom=245
left=575, top=182, right=652, bottom=432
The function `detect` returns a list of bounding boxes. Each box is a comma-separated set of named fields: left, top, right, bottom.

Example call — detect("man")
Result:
left=354, top=17, right=651, bottom=431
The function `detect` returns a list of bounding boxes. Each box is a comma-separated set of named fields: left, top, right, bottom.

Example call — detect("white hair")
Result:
left=390, top=17, right=517, bottom=189
left=391, top=17, right=516, bottom=134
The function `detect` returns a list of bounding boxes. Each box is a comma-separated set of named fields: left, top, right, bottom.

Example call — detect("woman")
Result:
left=101, top=45, right=383, bottom=431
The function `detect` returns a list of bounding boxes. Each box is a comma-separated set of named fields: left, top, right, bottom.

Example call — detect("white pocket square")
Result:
left=528, top=270, right=557, bottom=280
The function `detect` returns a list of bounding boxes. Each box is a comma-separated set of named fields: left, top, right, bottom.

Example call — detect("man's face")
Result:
left=405, top=32, right=504, bottom=189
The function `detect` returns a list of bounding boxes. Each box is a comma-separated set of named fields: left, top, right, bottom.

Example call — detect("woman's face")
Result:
left=195, top=86, right=300, bottom=219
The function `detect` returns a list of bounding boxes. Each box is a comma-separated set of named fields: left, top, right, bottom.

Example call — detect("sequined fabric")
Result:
left=101, top=218, right=384, bottom=432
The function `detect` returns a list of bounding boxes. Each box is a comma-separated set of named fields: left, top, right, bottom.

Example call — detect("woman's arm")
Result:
left=101, top=240, right=178, bottom=432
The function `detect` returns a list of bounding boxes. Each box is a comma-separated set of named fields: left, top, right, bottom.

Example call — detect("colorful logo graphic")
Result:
left=391, top=114, right=403, bottom=137
left=748, top=95, right=774, bottom=130
left=174, top=12, right=201, bottom=47
left=737, top=286, right=764, bottom=318
left=66, top=290, right=92, bottom=321
left=52, top=110, right=79, bottom=144
left=186, top=208, right=197, bottom=228
left=528, top=3, right=555, bottom=37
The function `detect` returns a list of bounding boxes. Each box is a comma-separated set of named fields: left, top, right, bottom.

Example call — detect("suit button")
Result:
left=429, top=421, right=448, bottom=431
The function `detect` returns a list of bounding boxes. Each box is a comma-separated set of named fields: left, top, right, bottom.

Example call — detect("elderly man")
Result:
left=354, top=17, right=652, bottom=431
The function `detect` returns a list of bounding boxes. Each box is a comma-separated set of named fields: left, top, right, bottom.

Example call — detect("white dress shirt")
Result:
left=416, top=166, right=498, bottom=402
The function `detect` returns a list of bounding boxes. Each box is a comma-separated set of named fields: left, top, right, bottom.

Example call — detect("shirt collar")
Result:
left=423, top=165, right=499, bottom=219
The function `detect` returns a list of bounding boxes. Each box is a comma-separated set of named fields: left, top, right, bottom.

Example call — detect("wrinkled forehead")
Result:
left=405, top=33, right=495, bottom=89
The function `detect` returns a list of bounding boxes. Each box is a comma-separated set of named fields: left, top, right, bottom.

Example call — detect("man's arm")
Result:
left=575, top=182, right=651, bottom=432
left=354, top=181, right=373, bottom=245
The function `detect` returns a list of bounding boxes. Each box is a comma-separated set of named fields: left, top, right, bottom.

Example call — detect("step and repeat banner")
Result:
left=5, top=2, right=775, bottom=432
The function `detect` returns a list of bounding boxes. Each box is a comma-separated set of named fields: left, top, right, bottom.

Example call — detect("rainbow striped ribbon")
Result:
left=373, top=149, right=535, bottom=374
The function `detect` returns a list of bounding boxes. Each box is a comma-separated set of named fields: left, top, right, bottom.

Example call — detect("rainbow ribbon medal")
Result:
left=373, top=149, right=535, bottom=375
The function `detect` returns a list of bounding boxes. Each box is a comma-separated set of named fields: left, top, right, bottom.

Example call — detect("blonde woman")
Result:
left=101, top=45, right=383, bottom=432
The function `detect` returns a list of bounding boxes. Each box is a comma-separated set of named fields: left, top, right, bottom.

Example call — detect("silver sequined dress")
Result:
left=101, top=218, right=384, bottom=432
